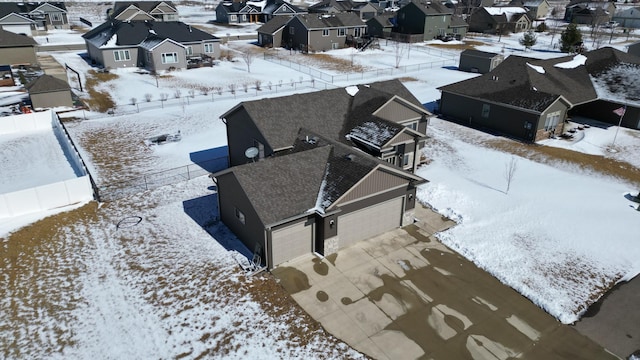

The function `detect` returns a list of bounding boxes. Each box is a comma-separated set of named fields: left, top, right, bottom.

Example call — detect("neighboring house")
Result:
left=26, top=74, right=73, bottom=109
left=0, top=65, right=14, bottom=87
left=393, top=0, right=468, bottom=41
left=351, top=2, right=380, bottom=21
left=629, top=41, right=640, bottom=57
left=257, top=16, right=291, bottom=47
left=613, top=6, right=640, bottom=29
left=366, top=14, right=394, bottom=38
left=564, top=0, right=615, bottom=25
left=307, top=0, right=356, bottom=14
left=284, top=13, right=367, bottom=51
left=0, top=28, right=38, bottom=65
left=438, top=47, right=640, bottom=142
left=214, top=80, right=431, bottom=269
left=216, top=0, right=305, bottom=24
left=508, top=0, right=550, bottom=20
left=0, top=2, right=68, bottom=34
left=109, top=1, right=179, bottom=22
left=458, top=49, right=504, bottom=73
left=468, top=7, right=531, bottom=34
left=82, top=20, right=221, bottom=71
left=450, top=0, right=496, bottom=15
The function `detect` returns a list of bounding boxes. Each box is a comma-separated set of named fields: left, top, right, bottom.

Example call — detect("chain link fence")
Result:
left=96, top=157, right=228, bottom=202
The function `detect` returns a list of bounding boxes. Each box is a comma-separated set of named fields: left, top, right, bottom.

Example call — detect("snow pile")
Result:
left=553, top=54, right=587, bottom=69
left=345, top=85, right=359, bottom=96
left=527, top=62, right=545, bottom=74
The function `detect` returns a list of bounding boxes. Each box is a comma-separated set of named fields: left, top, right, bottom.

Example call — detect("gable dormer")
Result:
left=373, top=96, right=429, bottom=127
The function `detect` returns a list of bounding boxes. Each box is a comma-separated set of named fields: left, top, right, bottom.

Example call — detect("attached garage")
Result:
left=338, top=197, right=403, bottom=249
left=1, top=24, right=32, bottom=36
left=270, top=219, right=314, bottom=267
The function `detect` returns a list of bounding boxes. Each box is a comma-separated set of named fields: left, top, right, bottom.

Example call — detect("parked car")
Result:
left=603, top=21, right=618, bottom=28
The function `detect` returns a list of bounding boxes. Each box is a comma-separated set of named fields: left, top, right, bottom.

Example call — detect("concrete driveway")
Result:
left=272, top=205, right=619, bottom=360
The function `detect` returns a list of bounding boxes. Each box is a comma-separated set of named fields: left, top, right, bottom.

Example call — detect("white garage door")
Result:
left=271, top=220, right=313, bottom=266
left=338, top=197, right=403, bottom=249
left=2, top=25, right=32, bottom=36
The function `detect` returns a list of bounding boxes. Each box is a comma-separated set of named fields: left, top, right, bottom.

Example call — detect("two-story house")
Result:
left=213, top=80, right=432, bottom=269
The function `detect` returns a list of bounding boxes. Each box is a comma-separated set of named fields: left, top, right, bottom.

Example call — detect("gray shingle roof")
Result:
left=222, top=129, right=425, bottom=225
left=224, top=79, right=427, bottom=151
left=226, top=144, right=329, bottom=225
left=461, top=49, right=500, bottom=59
left=111, top=1, right=177, bottom=18
left=0, top=2, right=66, bottom=17
left=308, top=0, right=355, bottom=13
left=293, top=12, right=364, bottom=29
left=82, top=20, right=218, bottom=48
left=25, top=74, right=70, bottom=93
left=257, top=15, right=291, bottom=34
left=0, top=28, right=37, bottom=47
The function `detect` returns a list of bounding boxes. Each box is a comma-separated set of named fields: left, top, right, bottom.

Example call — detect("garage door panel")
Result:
left=339, top=197, right=403, bottom=249
left=271, top=221, right=313, bottom=266
left=2, top=25, right=32, bottom=36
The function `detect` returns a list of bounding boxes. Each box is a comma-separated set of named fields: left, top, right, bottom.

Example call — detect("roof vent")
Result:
left=345, top=154, right=355, bottom=161
left=305, top=135, right=318, bottom=144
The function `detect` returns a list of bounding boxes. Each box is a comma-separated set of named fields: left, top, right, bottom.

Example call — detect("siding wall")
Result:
left=101, top=47, right=138, bottom=69
left=150, top=41, right=186, bottom=71
left=217, top=173, right=267, bottom=260
left=335, top=169, right=409, bottom=206
left=225, top=107, right=273, bottom=166
left=440, top=92, right=540, bottom=141
left=30, top=90, right=73, bottom=109
left=0, top=46, right=37, bottom=65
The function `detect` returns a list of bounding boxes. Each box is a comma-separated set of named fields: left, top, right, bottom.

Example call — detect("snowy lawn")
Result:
left=416, top=118, right=640, bottom=324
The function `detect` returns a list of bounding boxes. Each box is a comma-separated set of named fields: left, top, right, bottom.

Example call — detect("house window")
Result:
left=322, top=29, right=330, bottom=36
left=544, top=111, right=561, bottom=131
left=230, top=14, right=237, bottom=21
left=185, top=46, right=193, bottom=56
left=50, top=13, right=62, bottom=22
left=204, top=43, right=214, bottom=53
left=235, top=208, right=246, bottom=224
left=114, top=50, right=131, bottom=61
left=241, top=14, right=247, bottom=21
left=403, top=153, right=412, bottom=167
left=162, top=52, right=178, bottom=64
left=481, top=104, right=490, bottom=118
left=406, top=121, right=417, bottom=130
left=337, top=28, right=346, bottom=37
left=354, top=27, right=361, bottom=37
left=383, top=154, right=396, bottom=165
left=289, top=26, right=295, bottom=35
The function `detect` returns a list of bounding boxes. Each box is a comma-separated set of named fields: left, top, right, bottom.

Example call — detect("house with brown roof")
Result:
left=0, top=28, right=38, bottom=65
left=213, top=80, right=430, bottom=268
left=438, top=47, right=640, bottom=142
left=26, top=74, right=73, bottom=109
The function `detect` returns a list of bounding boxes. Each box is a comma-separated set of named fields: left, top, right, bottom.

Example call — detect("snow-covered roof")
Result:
left=485, top=6, right=527, bottom=16
left=553, top=54, right=587, bottom=69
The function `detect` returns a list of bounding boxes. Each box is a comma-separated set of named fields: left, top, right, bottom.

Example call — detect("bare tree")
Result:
left=254, top=80, right=262, bottom=91
left=159, top=93, right=168, bottom=108
left=144, top=93, right=153, bottom=102
left=188, top=89, right=195, bottom=98
left=393, top=40, right=406, bottom=68
left=242, top=82, right=249, bottom=92
left=504, top=157, right=518, bottom=194
left=241, top=51, right=255, bottom=73
left=174, top=89, right=182, bottom=99
left=130, top=97, right=137, bottom=106
left=228, top=83, right=236, bottom=95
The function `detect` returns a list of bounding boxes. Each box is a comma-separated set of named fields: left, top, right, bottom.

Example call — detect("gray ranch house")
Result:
left=613, top=6, right=640, bottom=29
left=468, top=6, right=531, bottom=34
left=108, top=1, right=179, bottom=22
left=257, top=15, right=291, bottom=47
left=564, top=0, right=615, bottom=25
left=439, top=47, right=640, bottom=142
left=216, top=0, right=305, bottom=24
left=82, top=20, right=221, bottom=71
left=0, top=2, right=68, bottom=35
left=508, top=0, right=551, bottom=20
left=284, top=13, right=367, bottom=52
left=214, top=80, right=431, bottom=268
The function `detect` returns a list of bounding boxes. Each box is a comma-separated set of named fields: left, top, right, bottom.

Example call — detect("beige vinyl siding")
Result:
left=334, top=169, right=409, bottom=207
left=30, top=90, right=73, bottom=109
left=374, top=99, right=423, bottom=123
left=0, top=46, right=37, bottom=65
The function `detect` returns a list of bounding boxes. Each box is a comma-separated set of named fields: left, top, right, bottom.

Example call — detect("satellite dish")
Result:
left=245, top=147, right=259, bottom=160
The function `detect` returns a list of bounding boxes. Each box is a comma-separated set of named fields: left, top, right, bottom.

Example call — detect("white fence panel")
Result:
left=0, top=111, right=53, bottom=134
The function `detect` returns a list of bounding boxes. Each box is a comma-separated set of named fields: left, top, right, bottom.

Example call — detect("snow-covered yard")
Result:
left=2, top=14, right=640, bottom=358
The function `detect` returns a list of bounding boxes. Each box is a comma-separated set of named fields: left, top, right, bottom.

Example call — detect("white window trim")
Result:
left=235, top=208, right=246, bottom=224
left=161, top=52, right=178, bottom=64
left=185, top=46, right=193, bottom=56
left=230, top=14, right=238, bottom=21
left=337, top=28, right=346, bottom=37
left=322, top=29, right=330, bottom=37
left=204, top=43, right=214, bottom=53
left=50, top=13, right=62, bottom=21
left=114, top=49, right=130, bottom=62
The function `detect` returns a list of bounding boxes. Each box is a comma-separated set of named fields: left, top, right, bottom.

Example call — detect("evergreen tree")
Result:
left=560, top=23, right=583, bottom=53
left=519, top=30, right=537, bottom=50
